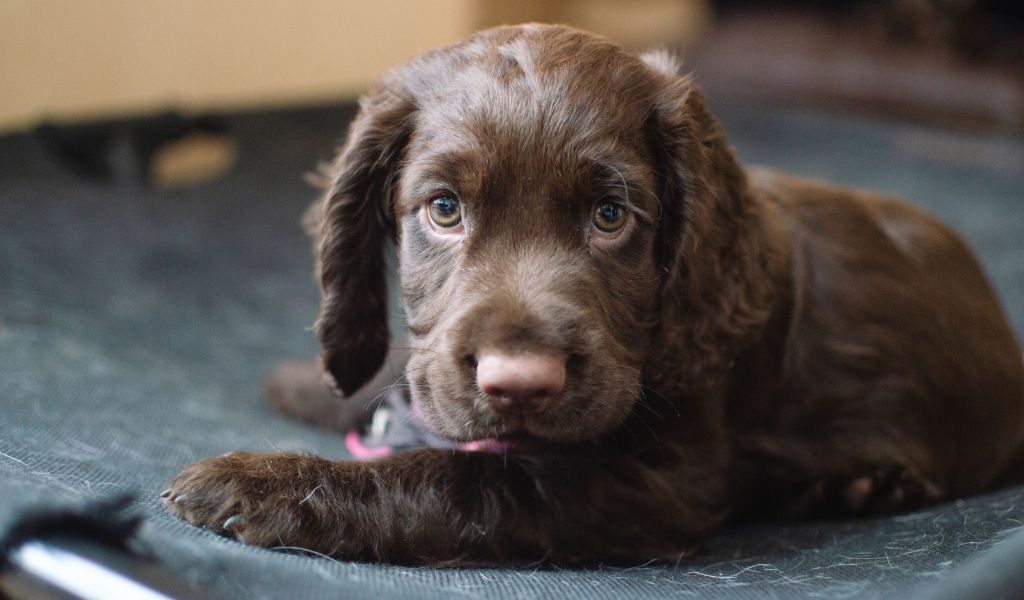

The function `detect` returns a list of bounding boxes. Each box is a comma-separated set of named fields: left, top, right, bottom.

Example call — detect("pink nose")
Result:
left=476, top=352, right=566, bottom=414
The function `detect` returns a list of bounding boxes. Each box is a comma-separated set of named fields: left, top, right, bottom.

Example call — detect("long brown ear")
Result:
left=645, top=68, right=781, bottom=392
left=313, top=83, right=415, bottom=397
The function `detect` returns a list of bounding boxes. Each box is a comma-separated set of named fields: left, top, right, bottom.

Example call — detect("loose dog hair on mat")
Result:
left=165, top=23, right=1024, bottom=566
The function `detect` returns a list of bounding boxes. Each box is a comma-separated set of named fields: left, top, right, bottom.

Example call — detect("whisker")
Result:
left=603, top=162, right=660, bottom=222
left=268, top=546, right=343, bottom=564
left=633, top=388, right=666, bottom=421
left=364, top=375, right=414, bottom=412
left=389, top=346, right=441, bottom=355
left=630, top=411, right=660, bottom=442
left=640, top=384, right=680, bottom=418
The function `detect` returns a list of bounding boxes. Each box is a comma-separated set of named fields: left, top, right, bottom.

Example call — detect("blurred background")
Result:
left=4, top=0, right=1023, bottom=132
left=3, top=0, right=1023, bottom=189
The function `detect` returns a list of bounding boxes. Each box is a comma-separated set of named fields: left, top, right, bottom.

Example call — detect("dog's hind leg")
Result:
left=264, top=347, right=409, bottom=433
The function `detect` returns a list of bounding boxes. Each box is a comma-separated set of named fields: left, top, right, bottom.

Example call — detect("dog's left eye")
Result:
left=592, top=200, right=627, bottom=234
left=427, top=195, right=462, bottom=229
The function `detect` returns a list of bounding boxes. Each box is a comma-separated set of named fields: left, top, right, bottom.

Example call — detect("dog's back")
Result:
left=730, top=168, right=1024, bottom=514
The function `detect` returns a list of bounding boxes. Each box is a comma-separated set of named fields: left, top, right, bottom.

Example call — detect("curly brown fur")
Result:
left=167, top=24, right=1024, bottom=566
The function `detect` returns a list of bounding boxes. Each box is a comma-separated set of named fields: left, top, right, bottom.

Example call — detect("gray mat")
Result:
left=1, top=98, right=1022, bottom=599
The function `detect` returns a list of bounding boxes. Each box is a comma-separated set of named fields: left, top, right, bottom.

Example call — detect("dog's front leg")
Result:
left=164, top=447, right=725, bottom=565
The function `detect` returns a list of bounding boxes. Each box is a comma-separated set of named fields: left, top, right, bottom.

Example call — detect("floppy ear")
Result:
left=644, top=62, right=781, bottom=392
left=313, top=83, right=415, bottom=397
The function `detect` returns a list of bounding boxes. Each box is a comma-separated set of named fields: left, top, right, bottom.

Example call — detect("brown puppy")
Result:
left=165, top=24, right=1024, bottom=565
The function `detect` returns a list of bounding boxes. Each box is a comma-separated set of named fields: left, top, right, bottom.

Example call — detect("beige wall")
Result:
left=1, top=0, right=703, bottom=132
left=479, top=0, right=707, bottom=49
left=0, top=0, right=477, bottom=131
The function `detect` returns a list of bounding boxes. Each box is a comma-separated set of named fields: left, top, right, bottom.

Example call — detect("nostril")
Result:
left=479, top=381, right=506, bottom=398
left=484, top=387, right=514, bottom=408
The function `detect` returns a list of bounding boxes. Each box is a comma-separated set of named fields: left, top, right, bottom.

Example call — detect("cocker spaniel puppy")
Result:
left=165, top=24, right=1024, bottom=566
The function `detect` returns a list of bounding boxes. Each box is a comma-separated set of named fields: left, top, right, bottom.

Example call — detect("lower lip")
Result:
left=461, top=435, right=548, bottom=454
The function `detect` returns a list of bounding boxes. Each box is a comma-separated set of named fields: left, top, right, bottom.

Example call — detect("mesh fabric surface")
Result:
left=2, top=99, right=1023, bottom=599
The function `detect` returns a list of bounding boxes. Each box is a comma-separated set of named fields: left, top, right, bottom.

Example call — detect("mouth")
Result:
left=407, top=389, right=560, bottom=453
left=461, top=431, right=554, bottom=454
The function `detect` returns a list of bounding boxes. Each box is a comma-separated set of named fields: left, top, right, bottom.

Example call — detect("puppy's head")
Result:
left=315, top=25, right=754, bottom=444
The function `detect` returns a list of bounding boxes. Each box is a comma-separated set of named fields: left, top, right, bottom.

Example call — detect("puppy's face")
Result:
left=315, top=26, right=709, bottom=445
left=395, top=39, right=665, bottom=444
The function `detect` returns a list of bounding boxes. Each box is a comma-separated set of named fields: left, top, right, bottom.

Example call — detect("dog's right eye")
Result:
left=592, top=200, right=628, bottom=234
left=427, top=195, right=463, bottom=230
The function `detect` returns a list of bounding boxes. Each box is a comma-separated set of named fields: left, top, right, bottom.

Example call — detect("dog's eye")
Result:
left=427, top=195, right=462, bottom=229
left=592, top=201, right=627, bottom=234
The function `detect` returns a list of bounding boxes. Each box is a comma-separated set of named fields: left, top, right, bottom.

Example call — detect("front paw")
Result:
left=163, top=451, right=345, bottom=549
